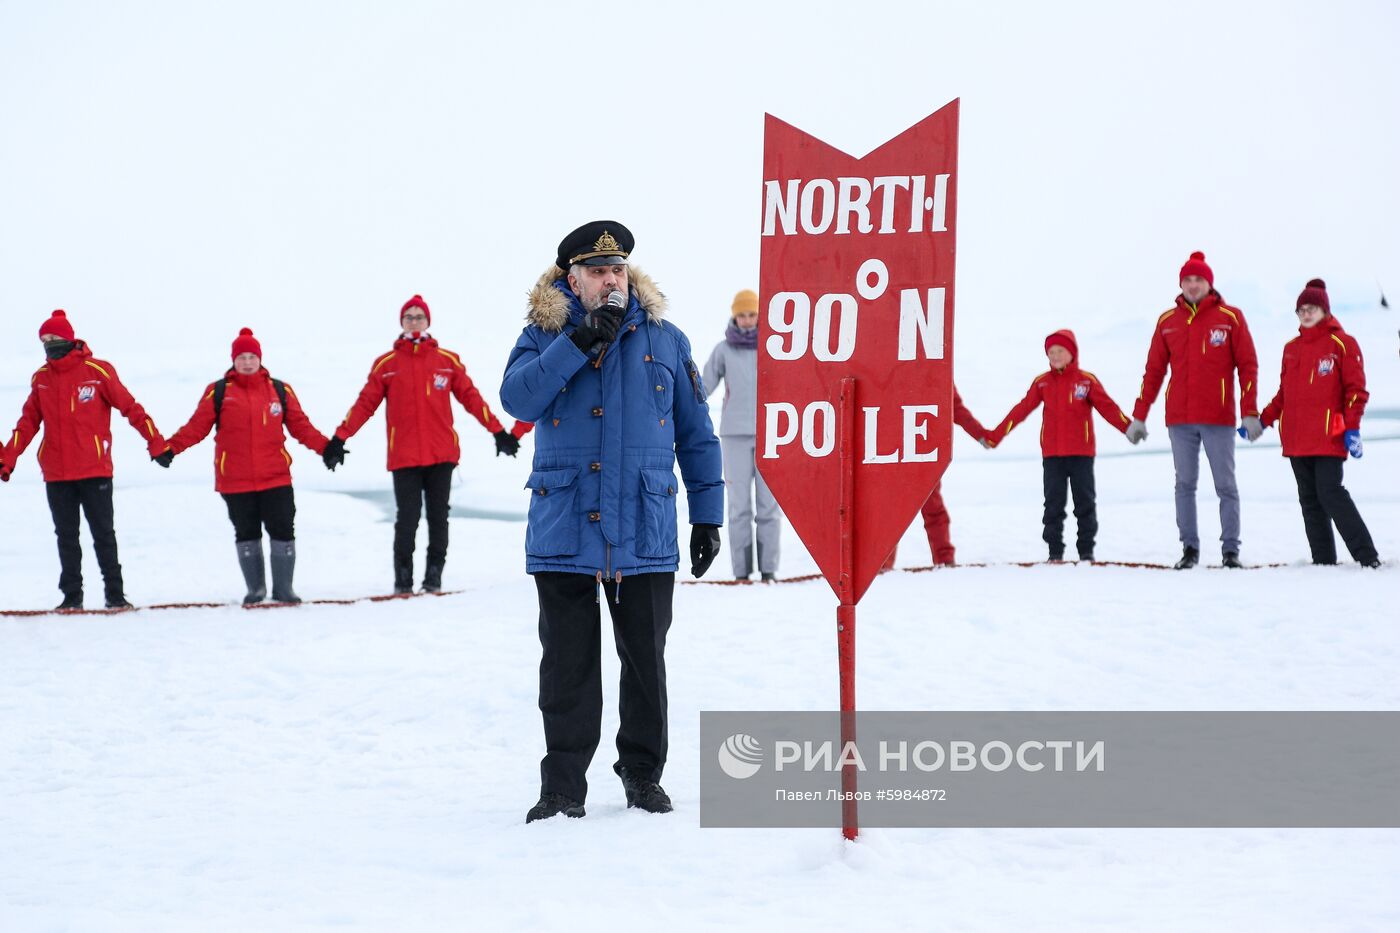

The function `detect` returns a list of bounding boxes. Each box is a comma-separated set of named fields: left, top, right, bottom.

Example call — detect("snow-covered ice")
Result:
left=3, top=417, right=1398, bottom=930
left=5, top=1, right=1400, bottom=928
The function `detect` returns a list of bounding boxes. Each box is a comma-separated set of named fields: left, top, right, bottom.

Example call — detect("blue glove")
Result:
left=1344, top=430, right=1363, bottom=459
left=1237, top=427, right=1247, bottom=439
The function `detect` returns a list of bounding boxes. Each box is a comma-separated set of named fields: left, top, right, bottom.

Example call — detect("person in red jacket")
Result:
left=881, top=387, right=993, bottom=570
left=165, top=328, right=334, bottom=604
left=1257, top=280, right=1379, bottom=567
left=1127, top=251, right=1260, bottom=569
left=1, top=310, right=169, bottom=610
left=326, top=295, right=530, bottom=594
left=987, top=329, right=1135, bottom=562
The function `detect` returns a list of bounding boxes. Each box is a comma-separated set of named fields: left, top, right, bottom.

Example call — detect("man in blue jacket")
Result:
left=502, top=220, right=724, bottom=823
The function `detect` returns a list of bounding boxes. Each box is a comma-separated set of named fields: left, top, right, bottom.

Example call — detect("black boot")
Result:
left=104, top=593, right=134, bottom=610
left=1222, top=551, right=1243, bottom=569
left=269, top=539, right=301, bottom=604
left=618, top=767, right=673, bottom=814
left=526, top=792, right=585, bottom=823
left=421, top=562, right=444, bottom=594
left=394, top=561, right=414, bottom=595
left=1174, top=546, right=1199, bottom=570
left=55, top=591, right=83, bottom=611
left=237, top=540, right=267, bottom=605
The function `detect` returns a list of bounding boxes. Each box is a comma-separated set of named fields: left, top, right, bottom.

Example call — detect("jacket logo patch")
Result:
left=433, top=374, right=450, bottom=390
left=1073, top=383, right=1090, bottom=400
left=1209, top=328, right=1228, bottom=347
left=269, top=402, right=283, bottom=417
left=1317, top=357, right=1335, bottom=376
left=77, top=385, right=96, bottom=403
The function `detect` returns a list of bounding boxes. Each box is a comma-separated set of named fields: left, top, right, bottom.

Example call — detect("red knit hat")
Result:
left=231, top=327, right=263, bottom=361
left=1179, top=251, right=1214, bottom=287
left=39, top=309, right=75, bottom=342
left=1044, top=328, right=1078, bottom=362
left=1296, top=278, right=1330, bottom=315
left=401, top=294, right=431, bottom=327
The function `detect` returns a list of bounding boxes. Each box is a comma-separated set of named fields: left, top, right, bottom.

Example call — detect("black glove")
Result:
left=568, top=306, right=622, bottom=353
left=153, top=449, right=175, bottom=468
left=323, top=436, right=347, bottom=471
left=494, top=430, right=520, bottom=457
left=690, top=524, right=721, bottom=578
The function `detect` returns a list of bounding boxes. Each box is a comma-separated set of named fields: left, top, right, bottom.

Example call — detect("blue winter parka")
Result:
left=501, top=266, right=723, bottom=578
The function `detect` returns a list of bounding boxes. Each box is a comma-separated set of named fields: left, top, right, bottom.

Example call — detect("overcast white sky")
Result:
left=2, top=0, right=1397, bottom=431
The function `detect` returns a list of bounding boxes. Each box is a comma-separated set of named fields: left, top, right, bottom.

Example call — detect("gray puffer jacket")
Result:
left=702, top=338, right=757, bottom=437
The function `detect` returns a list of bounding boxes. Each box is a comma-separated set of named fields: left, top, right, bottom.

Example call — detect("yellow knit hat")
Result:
left=731, top=289, right=759, bottom=315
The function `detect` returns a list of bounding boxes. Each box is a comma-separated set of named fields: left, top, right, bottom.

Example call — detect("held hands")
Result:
left=322, top=436, right=347, bottom=471
left=494, top=430, right=520, bottom=457
left=152, top=448, right=175, bottom=468
left=690, top=524, right=721, bottom=578
left=1344, top=430, right=1363, bottom=459
left=1125, top=419, right=1148, bottom=444
left=979, top=437, right=994, bottom=449
left=1237, top=416, right=1263, bottom=442
left=568, top=306, right=622, bottom=353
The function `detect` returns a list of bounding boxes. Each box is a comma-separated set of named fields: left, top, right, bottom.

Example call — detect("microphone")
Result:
left=590, top=289, right=627, bottom=354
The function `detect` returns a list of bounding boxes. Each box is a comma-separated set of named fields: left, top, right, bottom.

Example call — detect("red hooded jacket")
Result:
left=990, top=330, right=1130, bottom=457
left=4, top=342, right=166, bottom=482
left=336, top=335, right=516, bottom=471
left=167, top=368, right=330, bottom=494
left=1259, top=316, right=1368, bottom=458
left=1132, top=291, right=1260, bottom=427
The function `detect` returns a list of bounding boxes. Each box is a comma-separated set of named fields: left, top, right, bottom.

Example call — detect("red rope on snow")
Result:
left=0, top=590, right=463, bottom=618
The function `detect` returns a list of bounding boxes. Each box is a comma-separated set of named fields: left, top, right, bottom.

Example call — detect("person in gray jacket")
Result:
left=702, top=289, right=781, bottom=581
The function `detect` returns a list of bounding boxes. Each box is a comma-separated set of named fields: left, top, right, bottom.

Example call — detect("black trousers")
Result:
left=1043, top=456, right=1097, bottom=556
left=392, top=463, right=454, bottom=568
left=46, top=478, right=122, bottom=599
left=1289, top=456, right=1377, bottom=564
left=534, top=571, right=674, bottom=802
left=221, top=485, right=296, bottom=542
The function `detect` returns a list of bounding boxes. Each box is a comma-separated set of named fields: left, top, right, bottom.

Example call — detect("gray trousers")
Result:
left=721, top=435, right=781, bottom=577
left=1168, top=424, right=1240, bottom=553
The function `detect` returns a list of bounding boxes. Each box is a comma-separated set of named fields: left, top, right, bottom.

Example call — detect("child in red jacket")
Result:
left=988, top=330, right=1136, bottom=561
left=166, top=328, right=334, bottom=604
left=1257, top=279, right=1379, bottom=567
left=1, top=310, right=169, bottom=610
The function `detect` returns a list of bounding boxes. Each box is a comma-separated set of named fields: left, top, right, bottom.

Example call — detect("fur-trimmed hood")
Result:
left=525, top=265, right=668, bottom=333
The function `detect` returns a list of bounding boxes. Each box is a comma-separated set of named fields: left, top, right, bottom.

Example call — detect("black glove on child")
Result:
left=153, top=449, right=175, bottom=468
left=494, top=430, right=520, bottom=457
left=323, top=436, right=347, bottom=471
left=690, top=524, right=721, bottom=578
left=568, top=306, right=622, bottom=353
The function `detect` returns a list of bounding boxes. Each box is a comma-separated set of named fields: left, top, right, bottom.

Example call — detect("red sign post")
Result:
left=757, top=102, right=959, bottom=840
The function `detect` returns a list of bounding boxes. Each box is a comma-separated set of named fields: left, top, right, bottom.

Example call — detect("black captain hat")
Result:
left=556, top=220, right=634, bottom=270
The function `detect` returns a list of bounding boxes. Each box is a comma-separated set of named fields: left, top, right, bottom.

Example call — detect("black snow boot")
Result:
left=618, top=767, right=673, bottom=814
left=394, top=561, right=414, bottom=595
left=55, top=591, right=83, bottom=611
left=1221, top=551, right=1243, bottom=569
left=237, top=540, right=267, bottom=605
left=1174, top=546, right=1199, bottom=570
left=421, top=562, right=444, bottom=594
left=269, top=539, right=301, bottom=604
left=104, top=593, right=134, bottom=610
left=526, top=792, right=585, bottom=823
